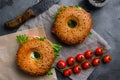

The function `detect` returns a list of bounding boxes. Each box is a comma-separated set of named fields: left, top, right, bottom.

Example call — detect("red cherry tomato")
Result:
left=63, top=68, right=72, bottom=77
left=82, top=61, right=91, bottom=69
left=76, top=54, right=86, bottom=62
left=73, top=65, right=82, bottom=74
left=95, top=47, right=104, bottom=56
left=56, top=60, right=66, bottom=69
left=92, top=58, right=101, bottom=66
left=103, top=55, right=112, bottom=63
left=67, top=56, right=75, bottom=66
left=84, top=50, right=93, bottom=59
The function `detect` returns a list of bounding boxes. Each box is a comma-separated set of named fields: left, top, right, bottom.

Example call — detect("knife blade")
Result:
left=4, top=0, right=59, bottom=29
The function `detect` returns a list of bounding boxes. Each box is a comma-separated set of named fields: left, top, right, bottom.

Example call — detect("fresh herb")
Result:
left=89, top=32, right=92, bottom=35
left=57, top=5, right=67, bottom=15
left=51, top=66, right=55, bottom=68
left=52, top=9, right=60, bottom=22
left=56, top=10, right=61, bottom=15
left=51, top=43, right=62, bottom=59
left=31, top=57, right=40, bottom=61
left=36, top=37, right=46, bottom=41
left=47, top=66, right=55, bottom=76
left=53, top=5, right=67, bottom=22
left=53, top=16, right=56, bottom=22
left=47, top=70, right=53, bottom=76
left=68, top=20, right=72, bottom=25
left=16, top=34, right=47, bottom=44
left=75, top=5, right=81, bottom=9
left=63, top=5, right=67, bottom=9
left=61, top=5, right=67, bottom=11
left=67, top=20, right=77, bottom=28
left=16, top=34, right=28, bottom=44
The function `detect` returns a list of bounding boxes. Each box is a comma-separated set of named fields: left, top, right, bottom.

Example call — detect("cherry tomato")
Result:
left=67, top=56, right=75, bottom=66
left=73, top=65, right=82, bottom=74
left=76, top=54, right=86, bottom=62
left=103, top=55, right=112, bottom=63
left=92, top=58, right=101, bottom=66
left=82, top=61, right=91, bottom=69
left=84, top=50, right=93, bottom=59
left=95, top=47, right=104, bottom=56
left=63, top=68, right=72, bottom=77
left=56, top=60, right=66, bottom=69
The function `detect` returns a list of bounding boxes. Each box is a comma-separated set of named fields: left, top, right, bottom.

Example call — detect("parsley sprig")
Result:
left=35, top=37, right=46, bottom=41
left=53, top=5, right=67, bottom=22
left=51, top=43, right=62, bottom=59
left=47, top=66, right=55, bottom=76
left=16, top=34, right=47, bottom=44
left=47, top=43, right=62, bottom=76
left=75, top=5, right=81, bottom=9
left=89, top=32, right=92, bottom=35
left=16, top=34, right=28, bottom=44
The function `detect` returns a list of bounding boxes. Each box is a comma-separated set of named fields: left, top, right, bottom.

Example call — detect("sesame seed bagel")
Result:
left=16, top=39, right=54, bottom=76
left=52, top=6, right=92, bottom=45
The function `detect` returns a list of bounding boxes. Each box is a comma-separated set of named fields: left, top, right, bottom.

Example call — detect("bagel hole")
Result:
left=31, top=51, right=40, bottom=60
left=67, top=19, right=77, bottom=28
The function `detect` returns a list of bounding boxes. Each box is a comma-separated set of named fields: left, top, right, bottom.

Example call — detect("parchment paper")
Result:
left=18, top=5, right=111, bottom=80
left=0, top=27, right=57, bottom=80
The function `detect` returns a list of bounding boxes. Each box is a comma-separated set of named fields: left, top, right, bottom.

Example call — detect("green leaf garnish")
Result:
left=16, top=34, right=47, bottom=44
left=61, top=5, right=67, bottom=11
left=75, top=5, right=81, bottom=9
left=47, top=66, right=55, bottom=76
left=63, top=5, right=67, bottom=9
left=16, top=34, right=28, bottom=44
left=68, top=20, right=72, bottom=25
left=53, top=5, right=67, bottom=22
left=47, top=70, right=53, bottom=76
left=51, top=43, right=62, bottom=59
left=36, top=37, right=46, bottom=41
left=53, top=16, right=56, bottom=22
left=89, top=32, right=92, bottom=35
left=56, top=10, right=61, bottom=15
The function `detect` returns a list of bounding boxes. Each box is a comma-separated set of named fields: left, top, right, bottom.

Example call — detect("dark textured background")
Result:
left=0, top=0, right=120, bottom=80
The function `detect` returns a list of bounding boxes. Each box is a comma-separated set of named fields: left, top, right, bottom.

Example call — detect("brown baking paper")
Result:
left=0, top=27, right=57, bottom=80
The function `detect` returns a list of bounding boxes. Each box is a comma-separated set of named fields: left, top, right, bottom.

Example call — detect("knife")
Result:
left=4, top=0, right=59, bottom=29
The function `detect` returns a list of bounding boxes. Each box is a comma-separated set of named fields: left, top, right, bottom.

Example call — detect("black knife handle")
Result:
left=5, top=8, right=35, bottom=29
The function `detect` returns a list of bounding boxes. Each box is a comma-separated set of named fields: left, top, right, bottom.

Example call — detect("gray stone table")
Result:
left=0, top=0, right=120, bottom=80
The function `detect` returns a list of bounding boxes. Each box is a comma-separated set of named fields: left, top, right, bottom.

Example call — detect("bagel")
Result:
left=52, top=6, right=92, bottom=45
left=16, top=39, right=55, bottom=76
